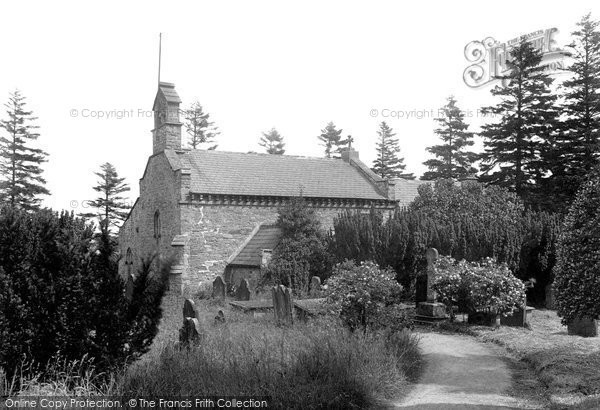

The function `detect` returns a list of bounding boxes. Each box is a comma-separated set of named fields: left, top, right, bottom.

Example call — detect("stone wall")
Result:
left=178, top=205, right=365, bottom=293
left=118, top=153, right=181, bottom=281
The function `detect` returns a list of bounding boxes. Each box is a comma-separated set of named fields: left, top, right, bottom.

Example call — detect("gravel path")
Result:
left=394, top=332, right=543, bottom=409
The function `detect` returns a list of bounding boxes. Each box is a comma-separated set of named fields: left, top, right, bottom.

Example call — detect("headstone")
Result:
left=425, top=247, right=439, bottom=302
left=545, top=284, right=555, bottom=310
left=212, top=276, right=226, bottom=299
left=179, top=317, right=202, bottom=346
left=500, top=306, right=534, bottom=327
left=214, top=310, right=226, bottom=325
left=568, top=316, right=598, bottom=337
left=416, top=248, right=446, bottom=321
left=310, top=276, right=322, bottom=296
left=183, top=299, right=197, bottom=321
left=235, top=278, right=251, bottom=301
left=125, top=274, right=135, bottom=302
left=272, top=285, right=293, bottom=325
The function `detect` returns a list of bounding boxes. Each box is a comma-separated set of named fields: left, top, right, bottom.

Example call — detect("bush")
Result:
left=554, top=171, right=600, bottom=324
left=432, top=256, right=526, bottom=318
left=120, top=317, right=421, bottom=408
left=325, top=260, right=410, bottom=331
left=0, top=206, right=168, bottom=381
left=330, top=180, right=561, bottom=303
left=262, top=197, right=332, bottom=292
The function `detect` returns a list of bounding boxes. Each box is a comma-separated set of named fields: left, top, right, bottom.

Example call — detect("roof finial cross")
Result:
left=347, top=135, right=354, bottom=148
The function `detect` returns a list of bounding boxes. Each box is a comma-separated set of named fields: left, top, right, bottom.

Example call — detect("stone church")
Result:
left=118, top=82, right=424, bottom=293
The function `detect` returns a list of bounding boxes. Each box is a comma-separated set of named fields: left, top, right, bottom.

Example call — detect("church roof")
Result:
left=228, top=224, right=283, bottom=267
left=392, top=178, right=429, bottom=208
left=165, top=149, right=389, bottom=200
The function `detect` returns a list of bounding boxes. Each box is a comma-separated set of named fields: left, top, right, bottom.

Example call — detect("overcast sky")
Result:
left=0, top=0, right=598, bottom=212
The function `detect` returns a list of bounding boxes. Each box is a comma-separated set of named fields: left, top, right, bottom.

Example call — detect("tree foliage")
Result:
left=259, top=128, right=285, bottom=154
left=0, top=206, right=168, bottom=380
left=549, top=14, right=600, bottom=212
left=184, top=101, right=219, bottom=150
left=81, top=162, right=130, bottom=236
left=479, top=39, right=558, bottom=207
left=371, top=121, right=414, bottom=180
left=317, top=122, right=346, bottom=158
left=330, top=181, right=561, bottom=304
left=262, top=197, right=332, bottom=292
left=553, top=170, right=600, bottom=324
left=0, top=90, right=49, bottom=211
left=422, top=96, right=477, bottom=180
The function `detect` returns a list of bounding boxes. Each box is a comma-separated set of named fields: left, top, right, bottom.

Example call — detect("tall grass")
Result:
left=120, top=317, right=421, bottom=408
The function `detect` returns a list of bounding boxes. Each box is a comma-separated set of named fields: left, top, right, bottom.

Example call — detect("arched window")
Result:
left=125, top=247, right=133, bottom=276
left=153, top=210, right=161, bottom=239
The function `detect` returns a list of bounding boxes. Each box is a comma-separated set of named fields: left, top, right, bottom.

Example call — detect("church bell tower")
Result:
left=152, top=82, right=182, bottom=154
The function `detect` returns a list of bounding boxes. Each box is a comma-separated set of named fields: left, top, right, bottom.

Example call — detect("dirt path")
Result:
left=394, top=332, right=543, bottom=409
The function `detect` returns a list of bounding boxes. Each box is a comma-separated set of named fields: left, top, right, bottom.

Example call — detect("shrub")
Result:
left=554, top=171, right=600, bottom=324
left=330, top=180, right=561, bottom=304
left=262, top=197, right=332, bottom=292
left=0, top=206, right=168, bottom=381
left=432, top=256, right=526, bottom=318
left=325, top=260, right=410, bottom=331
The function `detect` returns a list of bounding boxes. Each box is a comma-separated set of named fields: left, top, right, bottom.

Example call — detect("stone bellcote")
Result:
left=152, top=82, right=182, bottom=154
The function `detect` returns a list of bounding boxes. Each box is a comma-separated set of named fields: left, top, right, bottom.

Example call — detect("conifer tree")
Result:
left=184, top=101, right=219, bottom=150
left=479, top=39, right=558, bottom=206
left=0, top=90, right=49, bottom=211
left=317, top=122, right=346, bottom=158
left=259, top=127, right=285, bottom=154
left=371, top=121, right=414, bottom=180
left=549, top=14, right=600, bottom=210
left=82, top=162, right=130, bottom=236
left=422, top=96, right=478, bottom=180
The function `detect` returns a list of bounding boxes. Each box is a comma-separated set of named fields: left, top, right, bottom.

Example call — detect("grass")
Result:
left=472, top=309, right=600, bottom=408
left=5, top=293, right=422, bottom=409
left=121, top=296, right=422, bottom=408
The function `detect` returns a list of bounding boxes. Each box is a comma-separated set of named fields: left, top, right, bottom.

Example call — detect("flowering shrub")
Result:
left=432, top=256, right=526, bottom=317
left=325, top=260, right=410, bottom=331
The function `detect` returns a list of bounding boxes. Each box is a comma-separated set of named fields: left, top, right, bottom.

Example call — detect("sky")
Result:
left=0, top=0, right=599, bottom=212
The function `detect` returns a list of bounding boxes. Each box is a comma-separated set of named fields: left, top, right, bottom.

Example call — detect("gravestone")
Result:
left=214, top=310, right=226, bottom=325
left=415, top=248, right=447, bottom=321
left=125, top=274, right=135, bottom=302
left=568, top=316, right=598, bottom=337
left=183, top=299, right=197, bottom=321
left=179, top=317, right=202, bottom=346
left=235, top=278, right=251, bottom=301
left=310, top=276, right=322, bottom=296
left=212, top=276, right=226, bottom=299
left=545, top=284, right=555, bottom=310
left=500, top=298, right=534, bottom=328
left=272, top=285, right=293, bottom=325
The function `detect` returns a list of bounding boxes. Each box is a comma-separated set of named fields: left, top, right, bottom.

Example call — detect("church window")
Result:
left=153, top=210, right=161, bottom=239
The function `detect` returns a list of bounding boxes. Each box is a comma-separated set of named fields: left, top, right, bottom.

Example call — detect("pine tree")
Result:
left=82, top=163, right=130, bottom=235
left=0, top=90, right=49, bottom=211
left=371, top=121, right=414, bottom=179
left=422, top=96, right=478, bottom=180
left=184, top=101, right=219, bottom=150
left=479, top=39, right=558, bottom=206
left=259, top=128, right=285, bottom=154
left=317, top=122, right=346, bottom=158
left=550, top=14, right=600, bottom=211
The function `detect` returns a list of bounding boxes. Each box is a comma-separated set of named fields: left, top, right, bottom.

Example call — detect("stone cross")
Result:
left=183, top=299, right=197, bottom=321
left=212, top=276, right=226, bottom=299
left=235, top=278, right=251, bottom=301
left=425, top=247, right=439, bottom=302
left=272, top=284, right=293, bottom=325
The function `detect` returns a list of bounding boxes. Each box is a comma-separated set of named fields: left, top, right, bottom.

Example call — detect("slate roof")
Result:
left=166, top=149, right=388, bottom=200
left=392, top=178, right=429, bottom=208
left=158, top=82, right=182, bottom=103
left=228, top=225, right=283, bottom=267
